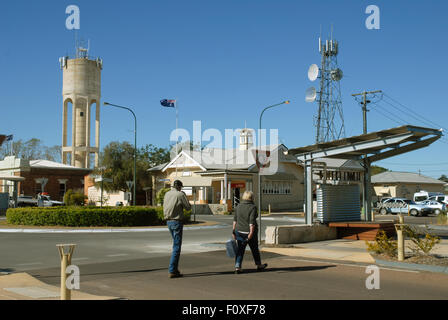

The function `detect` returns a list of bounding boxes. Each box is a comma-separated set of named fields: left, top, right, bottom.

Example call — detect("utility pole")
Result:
left=352, top=90, right=382, bottom=134
left=351, top=90, right=381, bottom=223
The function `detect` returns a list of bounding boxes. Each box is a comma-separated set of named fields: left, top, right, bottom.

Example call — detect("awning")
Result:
left=289, top=125, right=443, bottom=162
left=0, top=175, right=25, bottom=182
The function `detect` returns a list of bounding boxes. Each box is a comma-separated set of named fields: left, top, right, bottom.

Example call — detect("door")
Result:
left=234, top=188, right=241, bottom=208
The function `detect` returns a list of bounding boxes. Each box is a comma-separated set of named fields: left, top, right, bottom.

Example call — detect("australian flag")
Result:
left=6, top=135, right=13, bottom=142
left=160, top=99, right=176, bottom=108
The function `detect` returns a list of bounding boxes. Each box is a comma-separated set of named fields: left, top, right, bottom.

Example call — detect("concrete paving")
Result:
left=0, top=273, right=117, bottom=300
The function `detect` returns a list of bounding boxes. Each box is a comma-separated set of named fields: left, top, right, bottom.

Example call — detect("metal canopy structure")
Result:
left=288, top=125, right=443, bottom=225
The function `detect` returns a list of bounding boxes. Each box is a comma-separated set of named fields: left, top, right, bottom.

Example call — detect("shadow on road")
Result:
left=0, top=268, right=15, bottom=273
left=182, top=265, right=336, bottom=278
left=33, top=267, right=168, bottom=280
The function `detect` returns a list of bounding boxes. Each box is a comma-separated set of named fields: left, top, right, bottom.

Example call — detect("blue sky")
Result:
left=1, top=0, right=447, bottom=178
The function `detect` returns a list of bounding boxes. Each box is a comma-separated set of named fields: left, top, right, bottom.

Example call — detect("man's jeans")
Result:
left=235, top=230, right=261, bottom=269
left=167, top=220, right=183, bottom=274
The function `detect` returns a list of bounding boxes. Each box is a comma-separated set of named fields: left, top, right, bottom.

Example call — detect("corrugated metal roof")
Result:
left=30, top=160, right=91, bottom=171
left=315, top=158, right=364, bottom=171
left=371, top=171, right=445, bottom=185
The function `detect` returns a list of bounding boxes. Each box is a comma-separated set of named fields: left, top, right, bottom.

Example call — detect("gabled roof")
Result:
left=147, top=162, right=169, bottom=172
left=314, top=158, right=364, bottom=171
left=148, top=144, right=289, bottom=172
left=371, top=171, right=446, bottom=185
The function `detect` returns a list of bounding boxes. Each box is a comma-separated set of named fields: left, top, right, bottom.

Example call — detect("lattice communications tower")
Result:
left=306, top=35, right=346, bottom=143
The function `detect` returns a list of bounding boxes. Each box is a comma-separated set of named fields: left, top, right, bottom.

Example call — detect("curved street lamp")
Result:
left=258, top=100, right=290, bottom=244
left=103, top=102, right=137, bottom=206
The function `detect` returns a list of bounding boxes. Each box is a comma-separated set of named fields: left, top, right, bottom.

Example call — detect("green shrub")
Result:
left=6, top=206, right=191, bottom=227
left=63, top=189, right=87, bottom=206
left=403, top=225, right=441, bottom=256
left=366, top=230, right=398, bottom=257
left=156, top=188, right=171, bottom=206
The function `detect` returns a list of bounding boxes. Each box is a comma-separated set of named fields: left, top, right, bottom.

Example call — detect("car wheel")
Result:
left=410, top=209, right=419, bottom=217
left=379, top=208, right=388, bottom=215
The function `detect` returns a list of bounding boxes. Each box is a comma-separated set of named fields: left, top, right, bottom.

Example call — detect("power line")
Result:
left=383, top=93, right=448, bottom=132
left=370, top=99, right=448, bottom=145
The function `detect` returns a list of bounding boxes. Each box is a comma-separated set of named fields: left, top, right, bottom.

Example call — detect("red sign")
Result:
left=231, top=183, right=246, bottom=189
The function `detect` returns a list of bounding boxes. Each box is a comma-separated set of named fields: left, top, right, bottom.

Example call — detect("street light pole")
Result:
left=257, top=100, right=290, bottom=244
left=103, top=102, right=137, bottom=206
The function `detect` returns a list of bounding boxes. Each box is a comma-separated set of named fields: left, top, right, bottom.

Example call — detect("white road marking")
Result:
left=282, top=258, right=420, bottom=273
left=71, top=257, right=89, bottom=261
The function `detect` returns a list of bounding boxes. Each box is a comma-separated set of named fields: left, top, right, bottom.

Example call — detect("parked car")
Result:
left=427, top=195, right=448, bottom=205
left=420, top=200, right=447, bottom=215
left=376, top=197, right=392, bottom=208
left=378, top=198, right=432, bottom=217
left=414, top=191, right=445, bottom=203
left=17, top=194, right=64, bottom=207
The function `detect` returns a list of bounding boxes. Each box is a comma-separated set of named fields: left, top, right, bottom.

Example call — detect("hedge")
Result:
left=6, top=206, right=192, bottom=227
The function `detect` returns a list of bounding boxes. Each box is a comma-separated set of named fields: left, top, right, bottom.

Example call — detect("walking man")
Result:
left=164, top=180, right=191, bottom=278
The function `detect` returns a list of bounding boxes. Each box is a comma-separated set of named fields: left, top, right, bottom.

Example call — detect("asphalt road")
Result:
left=29, top=250, right=448, bottom=300
left=0, top=215, right=304, bottom=273
left=2, top=214, right=448, bottom=300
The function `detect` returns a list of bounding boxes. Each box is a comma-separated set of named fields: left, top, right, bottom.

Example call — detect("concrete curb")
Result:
left=0, top=222, right=227, bottom=234
left=374, top=258, right=448, bottom=274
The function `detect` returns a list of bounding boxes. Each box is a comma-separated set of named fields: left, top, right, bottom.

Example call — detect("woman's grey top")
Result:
left=233, top=200, right=258, bottom=233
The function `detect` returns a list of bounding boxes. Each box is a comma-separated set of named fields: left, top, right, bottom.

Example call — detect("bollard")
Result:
left=57, top=244, right=76, bottom=300
left=395, top=215, right=405, bottom=262
left=268, top=204, right=271, bottom=215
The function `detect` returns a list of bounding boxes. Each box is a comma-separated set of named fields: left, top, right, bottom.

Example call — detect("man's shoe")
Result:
left=234, top=268, right=242, bottom=274
left=256, top=263, right=268, bottom=272
left=169, top=271, right=183, bottom=278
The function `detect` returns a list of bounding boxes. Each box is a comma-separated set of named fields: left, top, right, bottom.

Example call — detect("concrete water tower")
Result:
left=60, top=41, right=102, bottom=168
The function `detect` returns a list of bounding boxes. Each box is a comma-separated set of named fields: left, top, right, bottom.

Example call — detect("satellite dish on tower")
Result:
left=308, top=64, right=319, bottom=82
left=330, top=68, right=343, bottom=81
left=305, top=87, right=317, bottom=103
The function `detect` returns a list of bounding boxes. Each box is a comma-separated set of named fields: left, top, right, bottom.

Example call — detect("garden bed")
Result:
left=5, top=207, right=191, bottom=227
left=372, top=253, right=448, bottom=268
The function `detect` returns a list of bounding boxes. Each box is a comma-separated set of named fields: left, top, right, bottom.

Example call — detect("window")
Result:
left=59, top=183, right=66, bottom=199
left=35, top=183, right=42, bottom=195
left=182, top=171, right=192, bottom=177
left=262, top=181, right=292, bottom=195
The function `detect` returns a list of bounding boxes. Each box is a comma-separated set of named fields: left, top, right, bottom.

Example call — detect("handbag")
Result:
left=225, top=239, right=238, bottom=258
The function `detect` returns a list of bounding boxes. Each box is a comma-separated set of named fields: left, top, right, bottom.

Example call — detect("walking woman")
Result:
left=232, top=191, right=268, bottom=274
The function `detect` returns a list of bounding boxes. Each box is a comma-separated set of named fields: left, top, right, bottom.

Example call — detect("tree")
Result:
left=0, top=138, right=61, bottom=162
left=439, top=175, right=448, bottom=183
left=93, top=141, right=171, bottom=193
left=371, top=165, right=389, bottom=176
